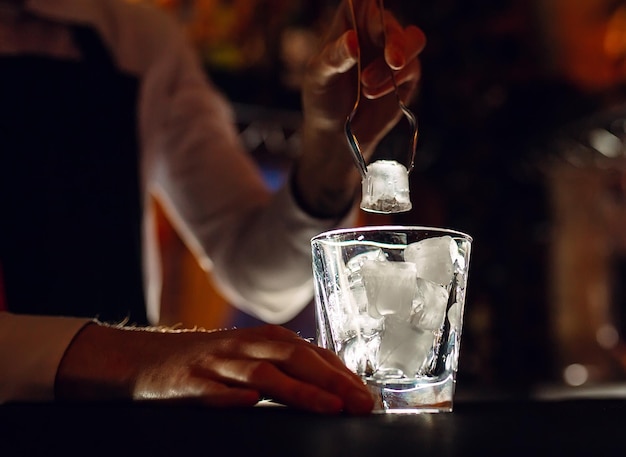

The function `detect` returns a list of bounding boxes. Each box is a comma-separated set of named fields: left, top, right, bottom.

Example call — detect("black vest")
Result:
left=0, top=26, right=148, bottom=325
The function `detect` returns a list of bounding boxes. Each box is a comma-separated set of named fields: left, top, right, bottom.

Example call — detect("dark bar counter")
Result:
left=2, top=397, right=626, bottom=456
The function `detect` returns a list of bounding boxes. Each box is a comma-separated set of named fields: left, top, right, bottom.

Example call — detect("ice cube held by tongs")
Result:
left=345, top=0, right=418, bottom=214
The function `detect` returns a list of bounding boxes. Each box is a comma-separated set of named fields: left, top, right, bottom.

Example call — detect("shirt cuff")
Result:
left=0, top=312, right=92, bottom=403
left=282, top=170, right=358, bottom=234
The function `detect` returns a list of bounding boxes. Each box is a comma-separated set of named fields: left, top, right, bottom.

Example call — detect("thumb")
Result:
left=308, top=30, right=359, bottom=85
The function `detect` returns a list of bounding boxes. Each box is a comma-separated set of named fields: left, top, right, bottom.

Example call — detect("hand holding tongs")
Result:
left=344, top=0, right=419, bottom=182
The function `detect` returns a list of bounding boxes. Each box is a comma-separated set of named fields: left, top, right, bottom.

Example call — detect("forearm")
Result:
left=55, top=322, right=205, bottom=402
left=55, top=322, right=140, bottom=401
left=206, top=182, right=357, bottom=324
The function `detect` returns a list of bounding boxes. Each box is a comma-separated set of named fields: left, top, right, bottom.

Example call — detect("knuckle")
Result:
left=280, top=343, right=308, bottom=364
left=286, top=344, right=312, bottom=362
left=217, top=336, right=245, bottom=354
left=248, top=360, right=278, bottom=382
left=259, top=323, right=292, bottom=339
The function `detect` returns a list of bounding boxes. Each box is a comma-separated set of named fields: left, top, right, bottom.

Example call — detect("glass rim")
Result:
left=311, top=225, right=472, bottom=243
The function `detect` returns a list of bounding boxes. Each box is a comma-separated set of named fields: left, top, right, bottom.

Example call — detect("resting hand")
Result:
left=55, top=323, right=374, bottom=415
left=294, top=0, right=426, bottom=217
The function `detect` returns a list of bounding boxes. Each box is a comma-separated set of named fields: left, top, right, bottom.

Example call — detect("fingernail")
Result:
left=387, top=49, right=405, bottom=69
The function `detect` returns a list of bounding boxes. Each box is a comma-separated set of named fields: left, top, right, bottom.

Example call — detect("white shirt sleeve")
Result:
left=128, top=4, right=356, bottom=324
left=30, top=0, right=358, bottom=323
left=0, top=312, right=91, bottom=403
left=0, top=0, right=357, bottom=404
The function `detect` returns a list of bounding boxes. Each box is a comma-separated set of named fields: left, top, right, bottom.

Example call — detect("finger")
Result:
left=248, top=326, right=369, bottom=389
left=307, top=29, right=359, bottom=86
left=300, top=343, right=367, bottom=384
left=135, top=367, right=261, bottom=408
left=380, top=10, right=406, bottom=69
left=201, top=326, right=373, bottom=413
left=362, top=23, right=424, bottom=85
left=384, top=24, right=426, bottom=70
left=196, top=357, right=345, bottom=414
left=252, top=362, right=348, bottom=414
left=362, top=57, right=421, bottom=99
left=243, top=341, right=373, bottom=414
left=200, top=339, right=373, bottom=414
left=322, top=0, right=357, bottom=43
left=355, top=0, right=384, bottom=48
left=192, top=380, right=261, bottom=408
left=358, top=1, right=415, bottom=59
left=231, top=325, right=364, bottom=382
left=399, top=25, right=427, bottom=63
left=274, top=327, right=370, bottom=390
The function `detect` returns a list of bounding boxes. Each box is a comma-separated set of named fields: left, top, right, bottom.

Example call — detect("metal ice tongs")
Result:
left=345, top=0, right=419, bottom=213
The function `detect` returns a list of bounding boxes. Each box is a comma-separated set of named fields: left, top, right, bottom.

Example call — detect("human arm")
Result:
left=0, top=311, right=373, bottom=413
left=12, top=0, right=426, bottom=329
left=136, top=7, right=354, bottom=324
left=142, top=0, right=425, bottom=322
left=54, top=321, right=374, bottom=415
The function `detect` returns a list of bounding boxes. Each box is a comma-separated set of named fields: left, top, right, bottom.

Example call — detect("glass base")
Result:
left=360, top=198, right=412, bottom=214
left=365, top=374, right=455, bottom=414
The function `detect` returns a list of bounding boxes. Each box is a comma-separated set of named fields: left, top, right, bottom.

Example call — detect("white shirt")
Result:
left=0, top=0, right=354, bottom=402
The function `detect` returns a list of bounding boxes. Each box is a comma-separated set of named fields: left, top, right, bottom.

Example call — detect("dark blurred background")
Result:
left=149, top=0, right=626, bottom=400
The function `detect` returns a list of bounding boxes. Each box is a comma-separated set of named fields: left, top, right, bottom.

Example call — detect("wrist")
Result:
left=55, top=322, right=150, bottom=401
left=289, top=167, right=357, bottom=220
left=292, top=127, right=362, bottom=218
